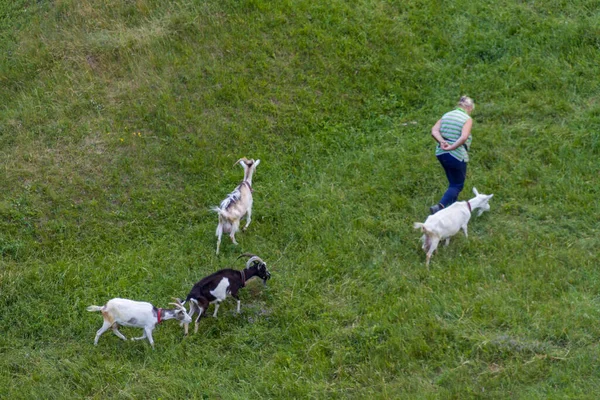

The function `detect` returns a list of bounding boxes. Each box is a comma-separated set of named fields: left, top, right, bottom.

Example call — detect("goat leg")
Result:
left=94, top=321, right=113, bottom=345
left=216, top=224, right=223, bottom=254
left=194, top=307, right=205, bottom=334
left=426, top=238, right=440, bottom=267
left=144, top=327, right=155, bottom=349
left=231, top=293, right=242, bottom=314
left=111, top=325, right=128, bottom=341
left=422, top=235, right=430, bottom=252
left=242, top=208, right=252, bottom=231
left=230, top=221, right=240, bottom=244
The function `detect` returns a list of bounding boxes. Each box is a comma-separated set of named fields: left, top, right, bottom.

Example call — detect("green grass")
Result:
left=1, top=0, right=600, bottom=397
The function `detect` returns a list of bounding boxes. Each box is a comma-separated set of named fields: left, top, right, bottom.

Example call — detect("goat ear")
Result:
left=473, top=187, right=479, bottom=196
left=487, top=194, right=494, bottom=199
left=254, top=159, right=261, bottom=166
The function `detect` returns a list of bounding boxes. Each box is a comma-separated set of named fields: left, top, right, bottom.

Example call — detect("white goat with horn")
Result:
left=213, top=158, right=260, bottom=254
left=414, top=187, right=494, bottom=267
left=86, top=298, right=191, bottom=349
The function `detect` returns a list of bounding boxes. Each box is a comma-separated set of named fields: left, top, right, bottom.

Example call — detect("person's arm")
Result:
left=430, top=119, right=448, bottom=147
left=445, top=118, right=472, bottom=150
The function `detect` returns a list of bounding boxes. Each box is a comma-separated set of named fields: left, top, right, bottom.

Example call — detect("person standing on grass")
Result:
left=429, top=96, right=475, bottom=214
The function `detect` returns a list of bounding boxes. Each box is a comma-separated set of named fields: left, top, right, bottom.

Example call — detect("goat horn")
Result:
left=246, top=256, right=264, bottom=268
left=170, top=298, right=186, bottom=310
left=236, top=253, right=264, bottom=268
left=247, top=255, right=262, bottom=263
left=242, top=254, right=263, bottom=266
left=169, top=302, right=186, bottom=310
left=171, top=297, right=182, bottom=305
left=237, top=253, right=257, bottom=260
left=233, top=157, right=249, bottom=167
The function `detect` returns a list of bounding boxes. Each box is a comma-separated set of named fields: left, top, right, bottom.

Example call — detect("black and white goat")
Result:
left=87, top=298, right=191, bottom=349
left=213, top=158, right=260, bottom=254
left=181, top=254, right=271, bottom=334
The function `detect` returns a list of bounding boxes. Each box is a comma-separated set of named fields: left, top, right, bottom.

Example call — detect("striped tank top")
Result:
left=435, top=108, right=472, bottom=162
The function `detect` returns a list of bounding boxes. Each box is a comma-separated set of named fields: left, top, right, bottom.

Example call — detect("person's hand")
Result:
left=441, top=141, right=451, bottom=150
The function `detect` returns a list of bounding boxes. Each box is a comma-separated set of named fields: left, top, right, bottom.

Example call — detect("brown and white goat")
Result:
left=213, top=158, right=260, bottom=254
left=181, top=253, right=271, bottom=334
left=87, top=298, right=191, bottom=349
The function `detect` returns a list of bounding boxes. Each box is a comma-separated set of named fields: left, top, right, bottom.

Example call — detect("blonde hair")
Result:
left=458, top=96, right=475, bottom=110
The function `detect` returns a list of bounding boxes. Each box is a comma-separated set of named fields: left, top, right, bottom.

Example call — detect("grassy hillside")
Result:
left=1, top=0, right=600, bottom=397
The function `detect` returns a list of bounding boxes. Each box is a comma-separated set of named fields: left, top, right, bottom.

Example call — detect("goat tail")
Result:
left=212, top=206, right=233, bottom=219
left=183, top=293, right=194, bottom=305
left=86, top=305, right=103, bottom=312
left=413, top=223, right=434, bottom=236
left=212, top=206, right=238, bottom=226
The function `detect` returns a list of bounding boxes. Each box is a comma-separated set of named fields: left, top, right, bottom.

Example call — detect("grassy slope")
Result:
left=1, top=0, right=600, bottom=397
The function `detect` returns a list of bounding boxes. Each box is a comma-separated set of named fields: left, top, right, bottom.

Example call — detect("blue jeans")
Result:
left=437, top=153, right=467, bottom=207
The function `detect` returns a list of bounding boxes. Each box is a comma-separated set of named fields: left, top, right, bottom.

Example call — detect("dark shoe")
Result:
left=429, top=203, right=444, bottom=215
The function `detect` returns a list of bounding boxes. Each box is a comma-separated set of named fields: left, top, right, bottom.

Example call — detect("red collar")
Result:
left=240, top=269, right=246, bottom=287
left=467, top=201, right=472, bottom=213
left=157, top=308, right=163, bottom=324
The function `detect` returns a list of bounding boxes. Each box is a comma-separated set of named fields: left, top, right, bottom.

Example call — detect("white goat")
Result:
left=213, top=158, right=260, bottom=254
left=413, top=188, right=493, bottom=267
left=86, top=298, right=191, bottom=349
